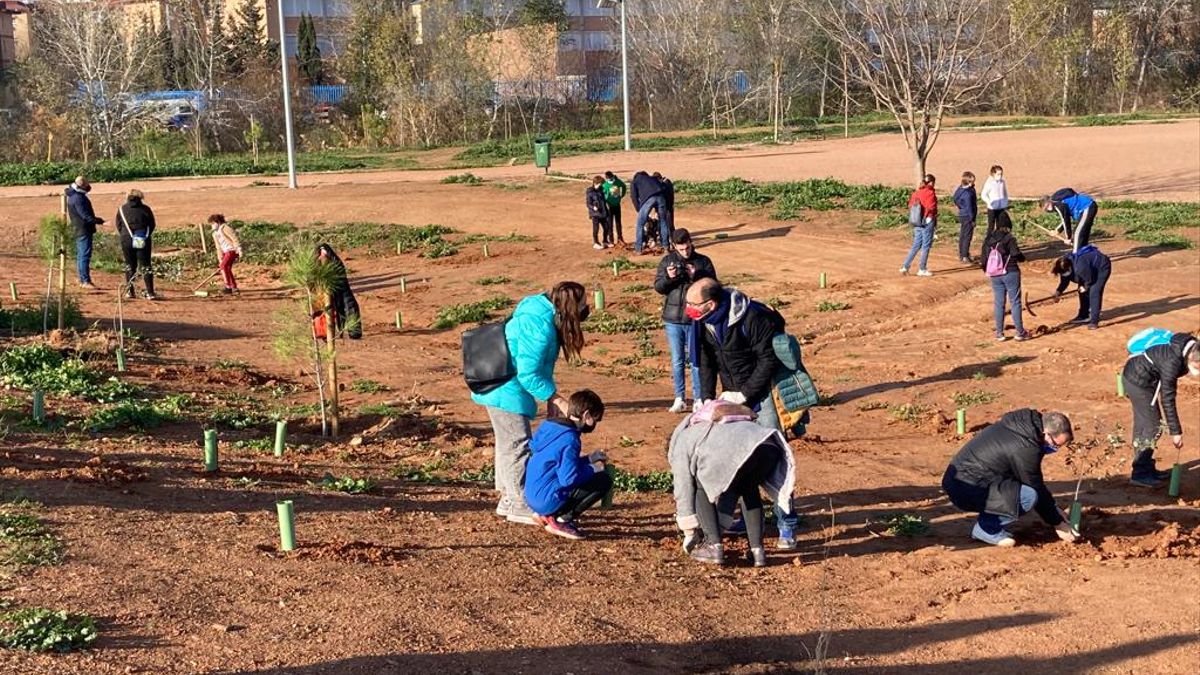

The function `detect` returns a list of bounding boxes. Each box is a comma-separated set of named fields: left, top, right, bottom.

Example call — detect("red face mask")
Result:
left=685, top=304, right=707, bottom=321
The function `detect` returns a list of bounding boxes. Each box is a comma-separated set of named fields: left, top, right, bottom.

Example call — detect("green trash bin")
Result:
left=533, top=137, right=552, bottom=172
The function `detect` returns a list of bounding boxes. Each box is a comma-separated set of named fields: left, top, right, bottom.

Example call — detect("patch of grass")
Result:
left=431, top=297, right=512, bottom=330
left=357, top=403, right=399, bottom=417
left=0, top=511, right=63, bottom=569
left=231, top=438, right=274, bottom=453
left=0, top=344, right=137, bottom=402
left=392, top=460, right=453, bottom=484
left=475, top=276, right=511, bottom=286
left=84, top=395, right=189, bottom=432
left=420, top=239, right=459, bottom=259
left=890, top=403, right=927, bottom=424
left=857, top=401, right=889, bottom=411
left=312, top=474, right=376, bottom=494
left=584, top=309, right=662, bottom=334
left=0, top=608, right=98, bottom=653
left=763, top=296, right=792, bottom=309
left=602, top=256, right=657, bottom=273
left=0, top=297, right=83, bottom=335
left=394, top=224, right=457, bottom=256
left=860, top=212, right=908, bottom=232
left=212, top=359, right=249, bottom=370
left=350, top=379, right=389, bottom=394
left=816, top=300, right=851, bottom=312
left=952, top=390, right=1001, bottom=408
left=458, top=232, right=535, bottom=244
left=997, top=354, right=1020, bottom=365
left=610, top=467, right=673, bottom=493
left=440, top=172, right=484, bottom=185
left=877, top=512, right=930, bottom=536
left=676, top=177, right=910, bottom=217
left=636, top=333, right=661, bottom=358
left=972, top=370, right=993, bottom=381
left=622, top=283, right=652, bottom=293
left=1126, top=230, right=1193, bottom=249
left=617, top=436, right=644, bottom=448
left=208, top=405, right=271, bottom=431
left=458, top=464, right=496, bottom=483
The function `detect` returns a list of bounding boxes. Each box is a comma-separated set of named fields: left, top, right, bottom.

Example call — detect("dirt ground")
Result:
left=0, top=125, right=1198, bottom=674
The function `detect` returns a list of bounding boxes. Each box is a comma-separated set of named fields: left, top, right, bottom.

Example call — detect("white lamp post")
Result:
left=597, top=0, right=631, bottom=151
left=277, top=0, right=298, bottom=188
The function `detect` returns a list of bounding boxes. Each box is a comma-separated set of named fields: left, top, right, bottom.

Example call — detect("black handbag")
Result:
left=462, top=318, right=516, bottom=394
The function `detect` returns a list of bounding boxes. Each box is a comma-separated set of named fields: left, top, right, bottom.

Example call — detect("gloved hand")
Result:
left=718, top=391, right=747, bottom=405
left=1054, top=520, right=1080, bottom=543
left=682, top=529, right=700, bottom=553
left=587, top=450, right=608, bottom=464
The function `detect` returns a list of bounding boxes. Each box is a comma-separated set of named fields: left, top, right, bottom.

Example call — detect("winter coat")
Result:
left=315, top=244, right=362, bottom=340
left=693, top=290, right=784, bottom=404
left=630, top=171, right=663, bottom=209
left=1055, top=245, right=1111, bottom=294
left=668, top=417, right=794, bottom=531
left=1123, top=333, right=1197, bottom=436
left=980, top=225, right=1025, bottom=274
left=1049, top=188, right=1096, bottom=234
left=603, top=176, right=626, bottom=207
left=471, top=293, right=559, bottom=419
left=946, top=408, right=1063, bottom=524
left=661, top=178, right=675, bottom=214
left=980, top=176, right=1009, bottom=211
left=586, top=186, right=609, bottom=219
left=908, top=184, right=938, bottom=224
left=65, top=185, right=100, bottom=237
left=524, top=418, right=594, bottom=516
left=114, top=198, right=156, bottom=245
left=653, top=249, right=716, bottom=325
left=952, top=185, right=978, bottom=224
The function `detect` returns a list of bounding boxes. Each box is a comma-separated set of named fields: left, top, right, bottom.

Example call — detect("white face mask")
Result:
left=1189, top=365, right=1200, bottom=378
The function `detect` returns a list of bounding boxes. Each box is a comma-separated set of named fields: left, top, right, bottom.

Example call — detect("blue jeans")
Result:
left=664, top=322, right=701, bottom=400
left=991, top=270, right=1024, bottom=335
left=76, top=234, right=94, bottom=284
left=635, top=195, right=667, bottom=252
left=752, top=393, right=800, bottom=535
left=902, top=225, right=933, bottom=271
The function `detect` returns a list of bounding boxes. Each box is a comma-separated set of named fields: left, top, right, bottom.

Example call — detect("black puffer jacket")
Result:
left=653, top=250, right=715, bottom=324
left=1123, top=333, right=1197, bottom=436
left=697, top=290, right=784, bottom=404
left=114, top=197, right=156, bottom=245
left=585, top=186, right=609, bottom=219
left=947, top=409, right=1062, bottom=524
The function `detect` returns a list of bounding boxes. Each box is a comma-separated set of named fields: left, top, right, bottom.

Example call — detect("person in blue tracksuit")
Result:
left=1042, top=188, right=1098, bottom=253
left=524, top=389, right=613, bottom=541
left=471, top=282, right=590, bottom=526
left=1051, top=245, right=1112, bottom=330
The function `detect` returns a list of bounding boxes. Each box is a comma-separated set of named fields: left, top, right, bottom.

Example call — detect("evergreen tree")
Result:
left=520, top=0, right=568, bottom=30
left=296, top=14, right=323, bottom=85
left=159, top=23, right=182, bottom=89
left=135, top=16, right=166, bottom=90
left=227, top=0, right=270, bottom=75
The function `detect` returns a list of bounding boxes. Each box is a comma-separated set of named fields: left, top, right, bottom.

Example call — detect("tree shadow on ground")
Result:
left=118, top=319, right=252, bottom=341
left=1093, top=295, right=1200, bottom=329
left=351, top=271, right=412, bottom=294
left=831, top=356, right=1035, bottom=404
left=220, top=620, right=1193, bottom=675
left=694, top=226, right=794, bottom=248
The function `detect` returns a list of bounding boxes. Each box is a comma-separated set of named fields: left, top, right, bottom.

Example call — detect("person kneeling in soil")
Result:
left=1051, top=246, right=1111, bottom=330
left=523, top=390, right=613, bottom=540
left=941, top=409, right=1080, bottom=547
left=669, top=400, right=796, bottom=567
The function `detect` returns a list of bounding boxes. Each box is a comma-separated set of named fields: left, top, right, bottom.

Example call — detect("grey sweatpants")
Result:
left=486, top=407, right=533, bottom=511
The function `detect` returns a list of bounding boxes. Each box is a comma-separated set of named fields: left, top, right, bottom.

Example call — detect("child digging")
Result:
left=524, top=389, right=613, bottom=540
left=209, top=214, right=243, bottom=295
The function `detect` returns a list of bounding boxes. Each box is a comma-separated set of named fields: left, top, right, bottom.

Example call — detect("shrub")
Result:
left=83, top=396, right=186, bottom=432
left=0, top=344, right=135, bottom=402
left=312, top=474, right=375, bottom=494
left=816, top=301, right=851, bottom=312
left=878, top=512, right=930, bottom=536
left=0, top=608, right=98, bottom=653
left=440, top=173, right=484, bottom=185
left=431, top=297, right=512, bottom=330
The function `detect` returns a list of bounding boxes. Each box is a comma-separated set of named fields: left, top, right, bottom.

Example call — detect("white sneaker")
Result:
left=495, top=497, right=511, bottom=518
left=506, top=509, right=542, bottom=526
left=592, top=243, right=604, bottom=250
left=692, top=400, right=703, bottom=413
left=668, top=397, right=686, bottom=413
left=899, top=266, right=909, bottom=275
left=971, top=522, right=1016, bottom=547
left=917, top=269, right=933, bottom=277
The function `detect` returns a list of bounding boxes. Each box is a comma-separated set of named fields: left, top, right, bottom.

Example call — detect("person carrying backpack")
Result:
left=1051, top=245, right=1111, bottom=330
left=981, top=211, right=1030, bottom=342
left=900, top=174, right=937, bottom=277
left=1121, top=330, right=1200, bottom=488
left=586, top=175, right=612, bottom=250
left=1042, top=188, right=1098, bottom=253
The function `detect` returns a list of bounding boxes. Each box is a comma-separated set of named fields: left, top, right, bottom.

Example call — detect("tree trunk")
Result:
left=57, top=244, right=66, bottom=330
left=818, top=46, right=830, bottom=118
left=324, top=317, right=339, bottom=438
left=773, top=57, right=782, bottom=143
left=841, top=52, right=850, bottom=139
left=913, top=151, right=926, bottom=186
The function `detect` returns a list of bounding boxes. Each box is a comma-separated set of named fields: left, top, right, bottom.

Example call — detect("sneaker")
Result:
left=495, top=497, right=511, bottom=518
left=668, top=397, right=687, bottom=414
left=1129, top=474, right=1164, bottom=489
left=899, top=266, right=909, bottom=275
left=544, top=518, right=586, bottom=540
left=917, top=269, right=933, bottom=277
left=604, top=243, right=614, bottom=249
left=1068, top=316, right=1089, bottom=325
left=725, top=517, right=746, bottom=535
left=748, top=546, right=767, bottom=568
left=692, top=400, right=703, bottom=414
left=1154, top=467, right=1173, bottom=481
left=1014, top=331, right=1032, bottom=342
left=1087, top=324, right=1099, bottom=331
left=79, top=282, right=98, bottom=290
left=776, top=527, right=798, bottom=550
left=123, top=289, right=135, bottom=300
left=689, top=542, right=724, bottom=565
left=221, top=287, right=234, bottom=296
left=971, top=522, right=1016, bottom=547
left=995, top=333, right=1007, bottom=342
left=142, top=292, right=158, bottom=301
left=592, top=243, right=604, bottom=250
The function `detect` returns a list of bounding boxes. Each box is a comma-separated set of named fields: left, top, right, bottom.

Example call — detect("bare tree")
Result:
left=32, top=1, right=158, bottom=158
left=738, top=0, right=810, bottom=142
left=810, top=0, right=1056, bottom=182
left=173, top=0, right=236, bottom=156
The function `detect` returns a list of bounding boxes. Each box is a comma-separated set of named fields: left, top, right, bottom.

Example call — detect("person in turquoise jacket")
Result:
left=523, top=390, right=612, bottom=541
left=472, top=281, right=590, bottom=526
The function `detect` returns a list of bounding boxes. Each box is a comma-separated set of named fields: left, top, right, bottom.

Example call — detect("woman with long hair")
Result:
left=472, top=281, right=590, bottom=525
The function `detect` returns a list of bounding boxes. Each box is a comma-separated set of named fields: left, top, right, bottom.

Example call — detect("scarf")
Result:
left=688, top=290, right=731, bottom=369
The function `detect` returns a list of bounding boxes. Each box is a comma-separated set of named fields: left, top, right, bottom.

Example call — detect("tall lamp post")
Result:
left=277, top=0, right=298, bottom=188
left=597, top=0, right=631, bottom=151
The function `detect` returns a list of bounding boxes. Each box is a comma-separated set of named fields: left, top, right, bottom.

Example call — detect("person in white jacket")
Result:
left=979, top=165, right=1009, bottom=235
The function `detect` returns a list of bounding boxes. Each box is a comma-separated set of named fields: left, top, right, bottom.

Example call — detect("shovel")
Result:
left=1022, top=291, right=1059, bottom=318
left=191, top=270, right=221, bottom=297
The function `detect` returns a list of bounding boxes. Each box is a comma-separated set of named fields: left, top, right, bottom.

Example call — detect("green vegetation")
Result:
left=952, top=391, right=1001, bottom=408
left=357, top=403, right=399, bottom=417
left=996, top=354, right=1020, bottom=365
left=610, top=467, right=673, bottom=493
left=676, top=177, right=910, bottom=218
left=350, top=379, right=390, bottom=394
left=440, top=172, right=484, bottom=185
left=475, top=276, right=511, bottom=286
left=212, top=359, right=250, bottom=370
left=816, top=300, right=851, bottom=312
left=1101, top=201, right=1198, bottom=250
left=207, top=405, right=272, bottom=431
left=431, top=297, right=512, bottom=330
left=458, top=232, right=536, bottom=244
left=857, top=401, right=889, bottom=411
left=231, top=438, right=275, bottom=453
left=622, top=283, right=652, bottom=293
left=84, top=395, right=190, bottom=432
left=452, top=130, right=767, bottom=166
left=878, top=512, right=930, bottom=537
left=0, top=344, right=135, bottom=402
left=313, top=474, right=376, bottom=494
left=0, top=511, right=63, bottom=569
left=458, top=464, right=496, bottom=484
left=0, top=608, right=98, bottom=653
left=603, top=256, right=656, bottom=273
left=890, top=403, right=927, bottom=424
left=0, top=297, right=82, bottom=335
left=584, top=309, right=662, bottom=334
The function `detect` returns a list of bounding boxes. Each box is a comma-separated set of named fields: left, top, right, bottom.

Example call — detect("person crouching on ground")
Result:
left=524, top=389, right=613, bottom=540
left=586, top=175, right=612, bottom=250
left=901, top=174, right=937, bottom=277
left=669, top=400, right=796, bottom=567
left=942, top=409, right=1080, bottom=547
left=1051, top=245, right=1111, bottom=330
left=1122, top=332, right=1199, bottom=488
left=209, top=214, right=243, bottom=295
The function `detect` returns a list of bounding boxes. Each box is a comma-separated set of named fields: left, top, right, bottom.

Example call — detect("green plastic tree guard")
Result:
left=115, top=348, right=126, bottom=372
left=956, top=409, right=966, bottom=436
left=400, top=276, right=407, bottom=293
left=612, top=261, right=619, bottom=278
left=8, top=282, right=16, bottom=301
left=1169, top=464, right=1182, bottom=497
left=274, top=420, right=287, bottom=458
left=1069, top=501, right=1082, bottom=530
left=1116, top=373, right=1125, bottom=398
left=601, top=464, right=615, bottom=508
left=276, top=500, right=296, bottom=551
left=594, top=288, right=605, bottom=312
left=395, top=311, right=403, bottom=329
left=203, top=429, right=218, bottom=472
left=483, top=244, right=490, bottom=258
left=819, top=272, right=827, bottom=289
left=32, top=390, right=44, bottom=424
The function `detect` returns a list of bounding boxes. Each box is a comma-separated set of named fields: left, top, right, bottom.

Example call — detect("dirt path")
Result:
left=0, top=135, right=1198, bottom=673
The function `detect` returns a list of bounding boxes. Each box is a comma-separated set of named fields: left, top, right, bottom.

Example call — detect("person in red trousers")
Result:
left=209, top=214, right=243, bottom=295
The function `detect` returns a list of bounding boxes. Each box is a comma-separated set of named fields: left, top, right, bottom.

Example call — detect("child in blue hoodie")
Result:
left=524, top=390, right=612, bottom=540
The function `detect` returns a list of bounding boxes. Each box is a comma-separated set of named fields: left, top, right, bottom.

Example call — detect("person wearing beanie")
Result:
left=65, top=175, right=104, bottom=290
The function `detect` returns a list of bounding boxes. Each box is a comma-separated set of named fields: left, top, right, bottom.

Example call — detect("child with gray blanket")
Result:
left=669, top=400, right=797, bottom=567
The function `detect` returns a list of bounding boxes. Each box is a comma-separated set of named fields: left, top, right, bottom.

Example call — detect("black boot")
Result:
left=1130, top=448, right=1164, bottom=488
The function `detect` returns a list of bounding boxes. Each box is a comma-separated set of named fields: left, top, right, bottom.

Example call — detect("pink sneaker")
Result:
left=544, top=518, right=586, bottom=541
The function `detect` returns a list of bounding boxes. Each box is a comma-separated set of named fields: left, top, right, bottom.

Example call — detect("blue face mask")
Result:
left=1043, top=443, right=1059, bottom=454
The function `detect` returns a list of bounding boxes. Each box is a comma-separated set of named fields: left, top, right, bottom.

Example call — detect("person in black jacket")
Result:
left=653, top=171, right=675, bottom=238
left=585, top=176, right=611, bottom=250
left=942, top=409, right=1081, bottom=547
left=653, top=229, right=716, bottom=414
left=981, top=212, right=1030, bottom=342
left=65, top=176, right=104, bottom=290
left=315, top=244, right=363, bottom=340
left=1122, top=333, right=1200, bottom=487
left=114, top=189, right=157, bottom=300
left=1051, top=245, right=1111, bottom=329
left=630, top=170, right=667, bottom=255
